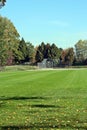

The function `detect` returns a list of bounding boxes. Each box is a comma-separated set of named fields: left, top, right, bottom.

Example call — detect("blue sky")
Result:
left=1, top=0, right=87, bottom=49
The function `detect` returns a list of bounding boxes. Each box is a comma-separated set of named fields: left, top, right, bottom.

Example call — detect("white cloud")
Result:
left=49, top=20, right=69, bottom=27
left=75, top=32, right=87, bottom=38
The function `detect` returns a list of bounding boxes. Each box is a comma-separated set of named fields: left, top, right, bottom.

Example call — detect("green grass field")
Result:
left=0, top=69, right=87, bottom=130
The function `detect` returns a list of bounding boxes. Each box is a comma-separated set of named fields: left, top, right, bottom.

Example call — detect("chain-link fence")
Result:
left=38, top=59, right=59, bottom=69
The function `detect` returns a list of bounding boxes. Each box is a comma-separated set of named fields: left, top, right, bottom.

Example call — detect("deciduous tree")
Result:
left=0, top=16, right=20, bottom=65
left=61, top=48, right=74, bottom=66
left=0, top=0, right=6, bottom=8
left=75, top=40, right=87, bottom=62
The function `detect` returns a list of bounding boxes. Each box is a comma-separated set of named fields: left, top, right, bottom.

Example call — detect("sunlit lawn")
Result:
left=0, top=69, right=87, bottom=129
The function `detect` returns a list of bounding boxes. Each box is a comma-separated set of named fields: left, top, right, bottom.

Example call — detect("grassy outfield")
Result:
left=0, top=69, right=87, bottom=130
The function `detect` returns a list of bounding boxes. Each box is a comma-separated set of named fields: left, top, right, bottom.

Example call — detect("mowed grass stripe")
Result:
left=0, top=69, right=87, bottom=97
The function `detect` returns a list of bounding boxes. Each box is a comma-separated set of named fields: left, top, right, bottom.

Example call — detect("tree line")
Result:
left=0, top=16, right=87, bottom=67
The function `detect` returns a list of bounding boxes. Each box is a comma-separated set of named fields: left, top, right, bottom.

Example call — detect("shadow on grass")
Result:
left=0, top=96, right=49, bottom=101
left=30, top=104, right=63, bottom=108
left=1, top=124, right=86, bottom=130
left=0, top=101, right=5, bottom=108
